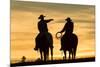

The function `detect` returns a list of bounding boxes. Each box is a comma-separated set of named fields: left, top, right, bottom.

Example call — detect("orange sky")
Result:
left=11, top=1, right=95, bottom=63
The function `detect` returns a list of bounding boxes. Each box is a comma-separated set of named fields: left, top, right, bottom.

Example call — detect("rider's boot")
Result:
left=34, top=47, right=38, bottom=51
left=60, top=47, right=63, bottom=51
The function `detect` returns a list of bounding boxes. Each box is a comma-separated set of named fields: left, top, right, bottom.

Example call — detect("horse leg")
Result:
left=50, top=47, right=53, bottom=60
left=69, top=51, right=71, bottom=60
left=64, top=50, right=66, bottom=60
left=48, top=33, right=53, bottom=60
left=46, top=48, right=49, bottom=60
left=72, top=46, right=77, bottom=59
left=71, top=49, right=74, bottom=60
left=40, top=49, right=43, bottom=60
left=73, top=34, right=78, bottom=59
left=43, top=48, right=49, bottom=62
left=73, top=48, right=76, bottom=59
left=43, top=50, right=47, bottom=62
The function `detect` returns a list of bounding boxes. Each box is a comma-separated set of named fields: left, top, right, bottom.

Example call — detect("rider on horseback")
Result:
left=57, top=17, right=74, bottom=51
left=34, top=14, right=54, bottom=51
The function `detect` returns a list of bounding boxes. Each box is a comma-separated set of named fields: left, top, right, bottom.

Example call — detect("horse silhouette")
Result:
left=34, top=15, right=54, bottom=61
left=56, top=17, right=78, bottom=60
left=36, top=32, right=53, bottom=61
left=56, top=32, right=78, bottom=60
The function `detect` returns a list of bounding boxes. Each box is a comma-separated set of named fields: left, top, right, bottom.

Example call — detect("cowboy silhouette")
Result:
left=34, top=14, right=54, bottom=50
left=57, top=17, right=74, bottom=50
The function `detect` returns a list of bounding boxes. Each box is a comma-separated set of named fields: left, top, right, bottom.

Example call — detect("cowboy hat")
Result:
left=65, top=17, right=72, bottom=21
left=38, top=14, right=46, bottom=19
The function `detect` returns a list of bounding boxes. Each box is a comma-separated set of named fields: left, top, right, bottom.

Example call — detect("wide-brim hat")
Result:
left=38, top=14, right=46, bottom=19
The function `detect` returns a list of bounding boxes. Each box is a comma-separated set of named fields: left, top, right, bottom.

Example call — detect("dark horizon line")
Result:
left=11, top=57, right=95, bottom=67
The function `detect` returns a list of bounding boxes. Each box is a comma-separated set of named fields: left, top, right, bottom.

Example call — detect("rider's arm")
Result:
left=45, top=19, right=53, bottom=23
left=59, top=23, right=67, bottom=33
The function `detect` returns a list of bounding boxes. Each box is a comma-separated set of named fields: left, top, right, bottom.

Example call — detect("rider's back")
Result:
left=38, top=20, right=48, bottom=33
left=65, top=21, right=74, bottom=35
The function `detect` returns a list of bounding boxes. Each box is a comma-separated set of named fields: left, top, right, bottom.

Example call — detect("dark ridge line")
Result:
left=10, top=57, right=95, bottom=67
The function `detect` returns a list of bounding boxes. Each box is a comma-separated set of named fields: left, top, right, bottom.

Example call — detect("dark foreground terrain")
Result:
left=11, top=57, right=95, bottom=67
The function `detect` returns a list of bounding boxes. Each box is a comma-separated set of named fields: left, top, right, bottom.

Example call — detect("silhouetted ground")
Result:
left=11, top=57, right=95, bottom=67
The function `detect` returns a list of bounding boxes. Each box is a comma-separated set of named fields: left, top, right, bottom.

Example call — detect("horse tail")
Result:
left=48, top=32, right=53, bottom=46
left=48, top=32, right=53, bottom=60
left=72, top=33, right=78, bottom=58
